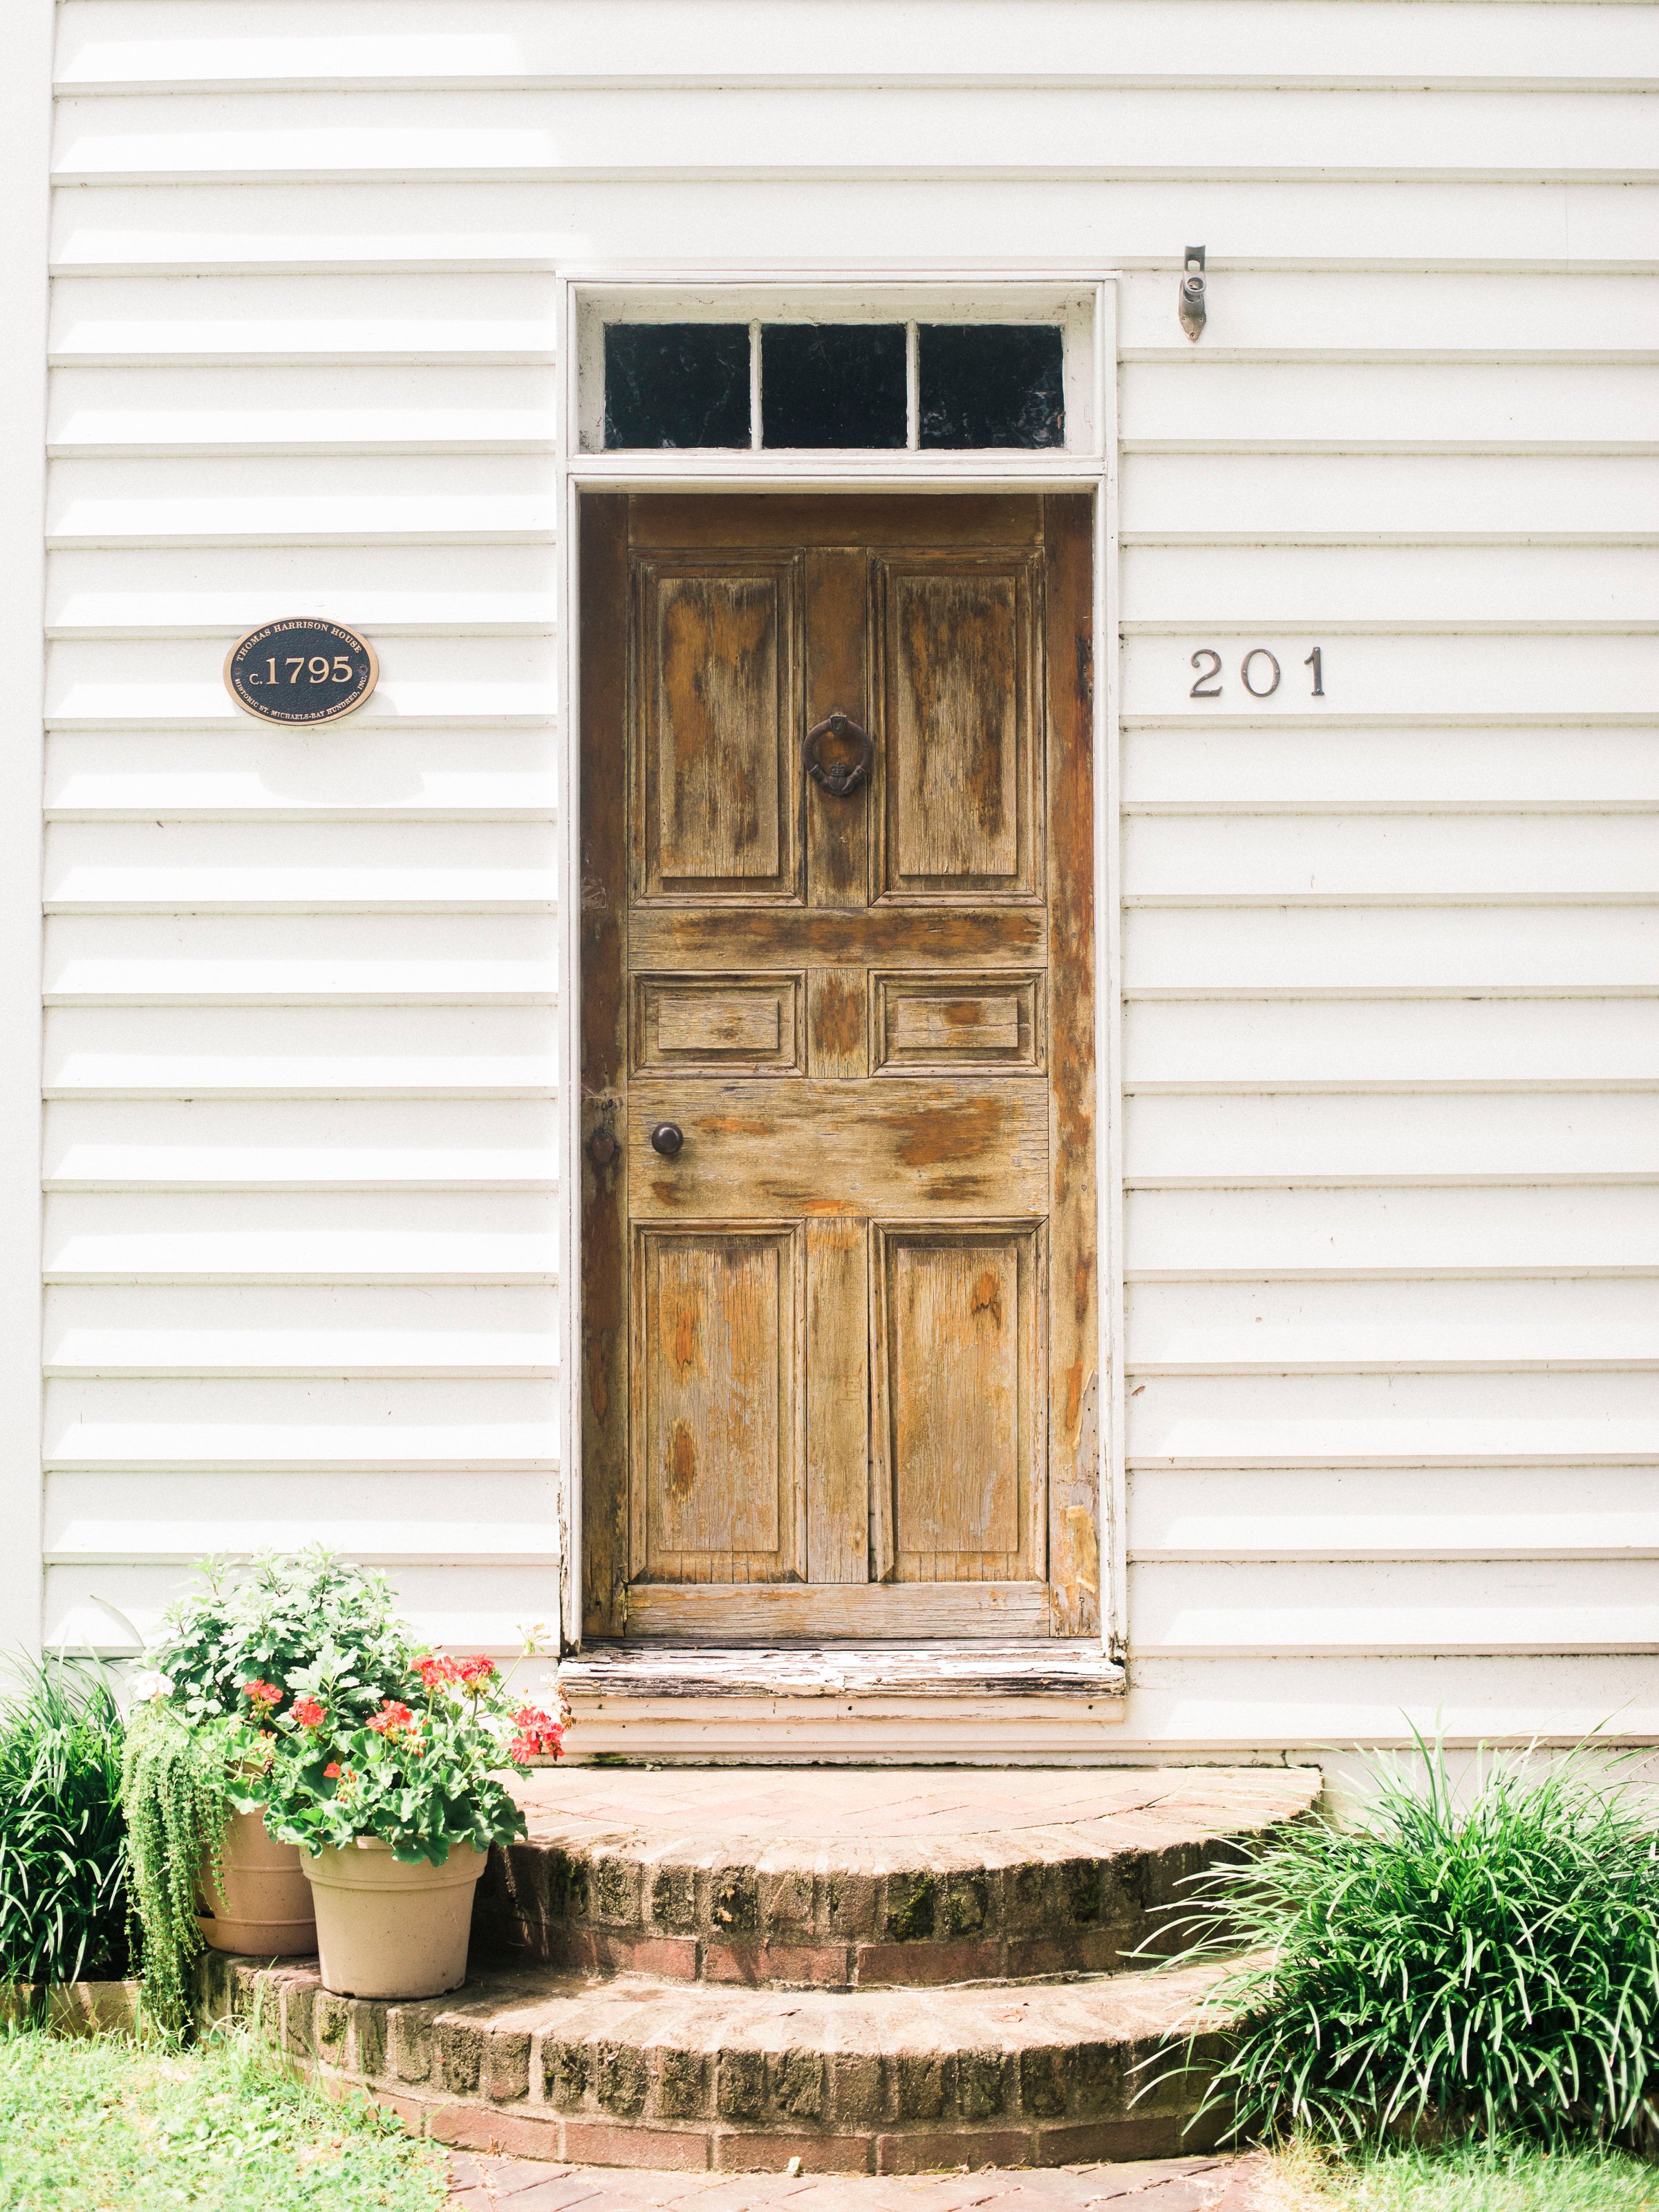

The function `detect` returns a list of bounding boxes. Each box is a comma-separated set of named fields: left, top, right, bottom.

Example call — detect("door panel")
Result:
left=581, top=494, right=1097, bottom=1642
left=637, top=560, right=801, bottom=901
left=877, top=558, right=1041, bottom=901
left=872, top=1222, right=1044, bottom=1584
left=632, top=1224, right=803, bottom=1584
left=872, top=971, right=1044, bottom=1074
left=632, top=973, right=804, bottom=1077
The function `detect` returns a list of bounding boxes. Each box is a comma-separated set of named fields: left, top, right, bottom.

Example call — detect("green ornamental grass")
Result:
left=1161, top=1735, right=1659, bottom=2147
left=0, top=1656, right=128, bottom=1989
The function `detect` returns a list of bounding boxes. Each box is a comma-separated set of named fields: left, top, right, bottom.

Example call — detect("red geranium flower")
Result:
left=414, top=1653, right=458, bottom=1691
left=456, top=1656, right=496, bottom=1688
left=509, top=1705, right=565, bottom=1759
left=290, top=1695, right=325, bottom=1728
left=366, top=1700, right=415, bottom=1738
left=324, top=1762, right=341, bottom=1779
left=242, top=1678, right=282, bottom=1711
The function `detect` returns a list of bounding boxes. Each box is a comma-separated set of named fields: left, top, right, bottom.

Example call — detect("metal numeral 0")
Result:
left=1241, top=648, right=1280, bottom=698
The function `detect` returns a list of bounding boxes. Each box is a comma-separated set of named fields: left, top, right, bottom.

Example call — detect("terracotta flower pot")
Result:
left=301, top=1837, right=487, bottom=1999
left=196, top=1808, right=318, bottom=1957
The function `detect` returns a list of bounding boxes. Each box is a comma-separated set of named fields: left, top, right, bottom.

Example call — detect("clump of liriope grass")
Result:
left=1152, top=1734, right=1659, bottom=2148
left=0, top=1655, right=128, bottom=1993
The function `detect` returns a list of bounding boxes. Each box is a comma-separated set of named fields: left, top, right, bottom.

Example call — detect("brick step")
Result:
left=474, top=1767, right=1319, bottom=1989
left=205, top=1948, right=1247, bottom=2175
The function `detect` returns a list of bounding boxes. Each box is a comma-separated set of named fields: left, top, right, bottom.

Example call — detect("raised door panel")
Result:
left=632, top=1224, right=803, bottom=1584
left=632, top=973, right=803, bottom=1076
left=636, top=559, right=802, bottom=903
left=872, top=971, right=1044, bottom=1074
left=876, top=556, right=1042, bottom=903
left=872, top=1221, right=1045, bottom=1585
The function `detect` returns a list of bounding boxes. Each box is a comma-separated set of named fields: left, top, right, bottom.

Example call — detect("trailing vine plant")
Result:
left=118, top=1704, right=236, bottom=2032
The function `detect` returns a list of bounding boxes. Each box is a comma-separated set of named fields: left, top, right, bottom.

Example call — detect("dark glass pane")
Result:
left=603, top=323, right=750, bottom=449
left=918, top=324, right=1065, bottom=449
left=761, top=324, right=906, bottom=449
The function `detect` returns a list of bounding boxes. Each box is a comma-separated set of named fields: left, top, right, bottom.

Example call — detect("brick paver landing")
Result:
left=446, top=2150, right=1277, bottom=2212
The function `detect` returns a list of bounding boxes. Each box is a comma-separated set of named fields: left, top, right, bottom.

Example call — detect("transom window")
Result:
left=574, top=285, right=1098, bottom=458
left=602, top=320, right=1063, bottom=452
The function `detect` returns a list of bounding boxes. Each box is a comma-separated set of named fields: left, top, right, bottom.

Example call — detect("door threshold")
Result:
left=561, top=1640, right=1126, bottom=1701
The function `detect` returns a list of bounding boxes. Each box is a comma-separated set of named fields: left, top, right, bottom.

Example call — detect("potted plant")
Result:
left=118, top=1549, right=413, bottom=2030
left=259, top=1649, right=567, bottom=2000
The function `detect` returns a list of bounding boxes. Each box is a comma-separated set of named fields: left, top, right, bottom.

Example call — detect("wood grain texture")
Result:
left=635, top=973, right=803, bottom=1075
left=807, top=967, right=868, bottom=1078
left=627, top=1077, right=1049, bottom=1219
left=874, top=972, right=1044, bottom=1073
left=877, top=559, right=1040, bottom=900
left=629, top=496, right=1045, bottom=552
left=635, top=557, right=801, bottom=903
left=805, top=1215, right=870, bottom=1585
left=805, top=547, right=870, bottom=911
left=632, top=1223, right=803, bottom=1584
left=579, top=494, right=630, bottom=1639
left=1043, top=496, right=1100, bottom=1639
left=632, top=907, right=1046, bottom=971
left=561, top=1640, right=1125, bottom=1698
left=871, top=1221, right=1045, bottom=1585
left=624, top=1582, right=1052, bottom=1642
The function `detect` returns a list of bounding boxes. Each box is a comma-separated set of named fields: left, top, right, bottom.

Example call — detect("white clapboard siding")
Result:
left=1125, top=1093, right=1659, bottom=1185
left=1123, top=906, right=1659, bottom=994
left=46, top=180, right=1659, bottom=280
left=50, top=1, right=1658, bottom=92
left=1121, top=453, right=1659, bottom=541
left=1127, top=1274, right=1659, bottom=1368
left=1126, top=1653, right=1659, bottom=1750
left=27, top=0, right=1658, bottom=1746
left=1130, top=1466, right=1659, bottom=1560
left=48, top=87, right=1659, bottom=184
left=1125, top=1000, right=1659, bottom=1091
left=43, top=1280, right=560, bottom=1376
left=1123, top=728, right=1659, bottom=803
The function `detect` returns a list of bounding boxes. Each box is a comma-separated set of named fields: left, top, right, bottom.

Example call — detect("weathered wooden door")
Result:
left=581, top=495, right=1096, bottom=1642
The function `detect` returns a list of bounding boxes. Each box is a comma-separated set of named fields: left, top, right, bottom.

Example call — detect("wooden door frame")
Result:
left=554, top=269, right=1125, bottom=1661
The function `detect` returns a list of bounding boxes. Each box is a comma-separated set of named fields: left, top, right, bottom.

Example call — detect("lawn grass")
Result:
left=1270, top=2135, right=1659, bottom=2211
left=0, top=2026, right=448, bottom=2212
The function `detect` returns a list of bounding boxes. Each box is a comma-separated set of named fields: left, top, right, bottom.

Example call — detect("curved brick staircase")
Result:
left=205, top=1768, right=1320, bottom=2173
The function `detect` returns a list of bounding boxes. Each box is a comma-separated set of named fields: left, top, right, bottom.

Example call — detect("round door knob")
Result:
left=649, top=1122, right=684, bottom=1158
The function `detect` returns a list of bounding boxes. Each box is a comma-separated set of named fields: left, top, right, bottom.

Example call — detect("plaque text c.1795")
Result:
left=224, top=618, right=379, bottom=725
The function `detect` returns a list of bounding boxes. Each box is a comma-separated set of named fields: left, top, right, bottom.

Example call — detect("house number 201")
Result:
left=1190, top=647, right=1325, bottom=698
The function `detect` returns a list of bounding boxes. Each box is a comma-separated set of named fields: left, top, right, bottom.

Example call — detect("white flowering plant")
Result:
left=256, top=1650, right=568, bottom=1866
left=135, top=1548, right=414, bottom=1728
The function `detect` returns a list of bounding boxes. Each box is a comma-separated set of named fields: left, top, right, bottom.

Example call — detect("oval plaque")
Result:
left=224, top=618, right=378, bottom=725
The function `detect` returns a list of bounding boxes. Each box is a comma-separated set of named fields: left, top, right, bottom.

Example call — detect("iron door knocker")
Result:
left=803, top=711, right=874, bottom=798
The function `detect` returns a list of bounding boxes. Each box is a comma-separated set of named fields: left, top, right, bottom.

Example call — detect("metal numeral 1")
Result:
left=1304, top=647, right=1325, bottom=697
